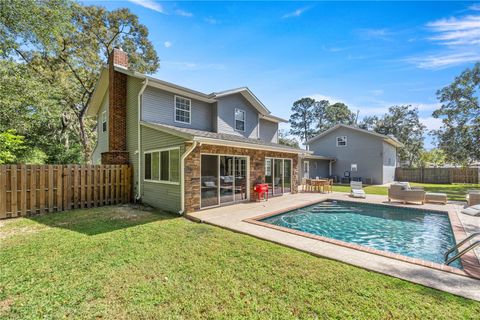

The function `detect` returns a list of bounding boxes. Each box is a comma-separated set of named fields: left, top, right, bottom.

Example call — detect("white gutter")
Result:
left=136, top=79, right=148, bottom=200
left=179, top=141, right=198, bottom=215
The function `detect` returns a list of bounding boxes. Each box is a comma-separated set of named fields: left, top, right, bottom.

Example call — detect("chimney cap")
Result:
left=114, top=46, right=124, bottom=51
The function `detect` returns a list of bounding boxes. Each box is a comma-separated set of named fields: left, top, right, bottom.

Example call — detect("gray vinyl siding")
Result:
left=91, top=91, right=109, bottom=164
left=216, top=93, right=259, bottom=139
left=142, top=86, right=213, bottom=131
left=308, top=127, right=384, bottom=184
left=259, top=119, right=278, bottom=143
left=140, top=125, right=186, bottom=213
left=382, top=142, right=397, bottom=184
left=299, top=159, right=330, bottom=183
left=126, top=77, right=143, bottom=197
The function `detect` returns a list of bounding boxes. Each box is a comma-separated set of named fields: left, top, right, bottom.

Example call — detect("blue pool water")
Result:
left=261, top=200, right=462, bottom=268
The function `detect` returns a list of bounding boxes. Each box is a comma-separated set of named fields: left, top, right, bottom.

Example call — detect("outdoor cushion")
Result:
left=351, top=189, right=366, bottom=198
left=461, top=206, right=480, bottom=216
left=204, top=181, right=216, bottom=187
left=425, top=192, right=447, bottom=204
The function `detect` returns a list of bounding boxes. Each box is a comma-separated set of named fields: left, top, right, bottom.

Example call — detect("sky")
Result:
left=86, top=1, right=480, bottom=148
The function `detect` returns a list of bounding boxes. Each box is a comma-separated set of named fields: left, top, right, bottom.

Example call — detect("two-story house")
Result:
left=303, top=124, right=403, bottom=185
left=87, top=48, right=306, bottom=213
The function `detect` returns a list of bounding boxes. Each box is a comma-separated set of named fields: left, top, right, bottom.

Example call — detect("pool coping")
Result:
left=243, top=198, right=480, bottom=280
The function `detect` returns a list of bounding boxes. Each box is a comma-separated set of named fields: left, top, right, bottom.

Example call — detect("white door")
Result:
left=303, top=161, right=310, bottom=179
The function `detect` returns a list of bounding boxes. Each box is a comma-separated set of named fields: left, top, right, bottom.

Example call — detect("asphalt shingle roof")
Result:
left=143, top=121, right=306, bottom=153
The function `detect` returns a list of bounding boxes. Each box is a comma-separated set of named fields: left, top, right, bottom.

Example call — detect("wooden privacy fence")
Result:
left=0, top=164, right=132, bottom=219
left=395, top=167, right=479, bottom=184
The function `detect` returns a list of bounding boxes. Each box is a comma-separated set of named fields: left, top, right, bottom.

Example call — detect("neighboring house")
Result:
left=88, top=48, right=306, bottom=214
left=302, top=124, right=403, bottom=185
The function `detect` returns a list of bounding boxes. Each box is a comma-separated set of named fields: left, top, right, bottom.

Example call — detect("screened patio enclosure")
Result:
left=200, top=155, right=248, bottom=208
left=265, top=158, right=292, bottom=196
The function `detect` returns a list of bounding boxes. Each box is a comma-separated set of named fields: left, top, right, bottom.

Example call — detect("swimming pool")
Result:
left=260, top=200, right=462, bottom=268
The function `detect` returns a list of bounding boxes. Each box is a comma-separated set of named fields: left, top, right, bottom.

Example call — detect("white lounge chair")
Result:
left=350, top=181, right=366, bottom=198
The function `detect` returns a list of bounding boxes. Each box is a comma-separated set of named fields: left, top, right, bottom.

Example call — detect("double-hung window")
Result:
left=102, top=111, right=107, bottom=132
left=175, top=96, right=191, bottom=124
left=235, top=108, right=246, bottom=131
left=144, top=147, right=180, bottom=183
left=336, top=136, right=347, bottom=147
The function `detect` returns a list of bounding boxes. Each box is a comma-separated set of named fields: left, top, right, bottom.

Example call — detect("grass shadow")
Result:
left=27, top=204, right=178, bottom=236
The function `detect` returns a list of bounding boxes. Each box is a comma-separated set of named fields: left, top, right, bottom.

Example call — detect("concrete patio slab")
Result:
left=187, top=192, right=480, bottom=301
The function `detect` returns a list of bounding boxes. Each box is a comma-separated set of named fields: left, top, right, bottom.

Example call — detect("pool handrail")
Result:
left=445, top=241, right=480, bottom=266
left=444, top=232, right=480, bottom=264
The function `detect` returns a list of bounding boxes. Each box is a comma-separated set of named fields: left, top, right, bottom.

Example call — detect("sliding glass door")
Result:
left=201, top=155, right=219, bottom=208
left=266, top=158, right=292, bottom=196
left=201, top=154, right=248, bottom=208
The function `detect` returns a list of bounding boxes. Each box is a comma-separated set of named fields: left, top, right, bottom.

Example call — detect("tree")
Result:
left=0, top=130, right=27, bottom=164
left=419, top=149, right=446, bottom=168
left=278, top=129, right=300, bottom=148
left=323, top=102, right=356, bottom=130
left=359, top=105, right=426, bottom=167
left=1, top=0, right=159, bottom=162
left=433, top=62, right=480, bottom=166
left=289, top=98, right=317, bottom=143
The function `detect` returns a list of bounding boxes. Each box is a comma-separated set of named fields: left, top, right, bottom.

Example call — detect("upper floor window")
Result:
left=144, top=147, right=180, bottom=184
left=174, top=96, right=191, bottom=124
left=102, top=111, right=107, bottom=132
left=235, top=108, right=246, bottom=131
left=336, top=136, right=347, bottom=147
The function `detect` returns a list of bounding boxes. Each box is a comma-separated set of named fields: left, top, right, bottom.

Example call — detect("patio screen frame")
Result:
left=265, top=157, right=293, bottom=196
left=200, top=153, right=250, bottom=209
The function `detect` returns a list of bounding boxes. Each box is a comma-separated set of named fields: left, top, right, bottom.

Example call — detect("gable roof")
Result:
left=86, top=67, right=286, bottom=123
left=306, top=124, right=403, bottom=148
left=141, top=121, right=308, bottom=154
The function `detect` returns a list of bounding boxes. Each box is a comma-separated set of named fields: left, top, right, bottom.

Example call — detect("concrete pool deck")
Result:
left=187, top=192, right=480, bottom=301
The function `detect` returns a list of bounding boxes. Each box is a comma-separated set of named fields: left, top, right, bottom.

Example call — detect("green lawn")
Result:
left=332, top=183, right=480, bottom=201
left=1, top=206, right=479, bottom=319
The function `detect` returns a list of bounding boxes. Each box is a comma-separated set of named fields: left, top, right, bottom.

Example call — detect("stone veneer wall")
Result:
left=184, top=144, right=299, bottom=213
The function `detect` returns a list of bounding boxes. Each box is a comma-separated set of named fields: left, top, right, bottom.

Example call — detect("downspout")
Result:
left=136, top=78, right=148, bottom=200
left=179, top=141, right=198, bottom=215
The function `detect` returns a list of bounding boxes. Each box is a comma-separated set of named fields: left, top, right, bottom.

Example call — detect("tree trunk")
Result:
left=78, top=112, right=89, bottom=163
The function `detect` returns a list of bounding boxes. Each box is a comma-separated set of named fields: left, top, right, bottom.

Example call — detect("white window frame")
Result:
left=174, top=95, right=191, bottom=124
left=102, top=111, right=107, bottom=133
left=144, top=146, right=181, bottom=185
left=351, top=163, right=358, bottom=172
left=234, top=108, right=246, bottom=132
left=336, top=136, right=347, bottom=147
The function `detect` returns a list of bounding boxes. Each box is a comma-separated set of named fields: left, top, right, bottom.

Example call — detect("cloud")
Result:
left=308, top=93, right=440, bottom=118
left=128, top=0, right=164, bottom=13
left=420, top=116, right=443, bottom=131
left=204, top=17, right=218, bottom=24
left=370, top=89, right=383, bottom=96
left=355, top=28, right=394, bottom=41
left=406, top=8, right=480, bottom=69
left=162, top=61, right=226, bottom=71
left=406, top=52, right=480, bottom=69
left=176, top=9, right=193, bottom=17
left=469, top=3, right=480, bottom=11
left=164, top=41, right=172, bottom=48
left=427, top=15, right=480, bottom=46
left=282, top=7, right=309, bottom=19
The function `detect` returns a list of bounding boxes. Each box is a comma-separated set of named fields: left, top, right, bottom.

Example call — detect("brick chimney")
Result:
left=101, top=47, right=129, bottom=165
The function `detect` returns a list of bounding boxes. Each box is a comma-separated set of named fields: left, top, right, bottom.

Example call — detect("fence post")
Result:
left=48, top=165, right=54, bottom=213
left=0, top=166, right=6, bottom=219
left=20, top=165, right=27, bottom=216
left=56, top=165, right=63, bottom=212
left=11, top=165, right=18, bottom=217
